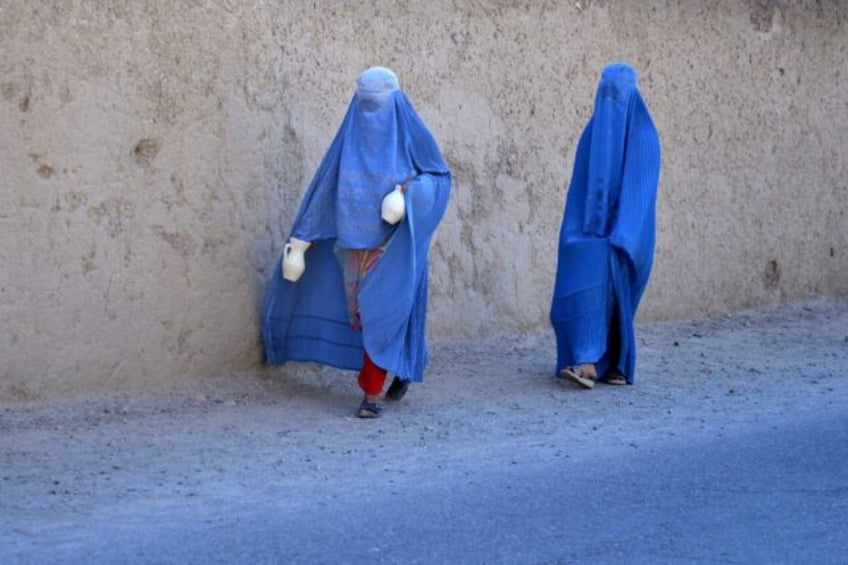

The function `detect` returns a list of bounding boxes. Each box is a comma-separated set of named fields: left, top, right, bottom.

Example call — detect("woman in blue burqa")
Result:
left=261, top=67, right=451, bottom=417
left=550, top=62, right=661, bottom=389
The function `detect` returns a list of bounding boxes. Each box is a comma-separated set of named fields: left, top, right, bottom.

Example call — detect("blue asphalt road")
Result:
left=6, top=405, right=846, bottom=564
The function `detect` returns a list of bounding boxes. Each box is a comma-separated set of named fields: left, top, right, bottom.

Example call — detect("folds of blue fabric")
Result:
left=608, top=96, right=661, bottom=308
left=261, top=172, right=450, bottom=382
left=290, top=90, right=449, bottom=249
left=359, top=173, right=450, bottom=382
left=550, top=238, right=637, bottom=384
left=551, top=238, right=612, bottom=376
left=261, top=240, right=363, bottom=370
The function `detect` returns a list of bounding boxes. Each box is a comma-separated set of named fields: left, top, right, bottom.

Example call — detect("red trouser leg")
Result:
left=357, top=351, right=387, bottom=395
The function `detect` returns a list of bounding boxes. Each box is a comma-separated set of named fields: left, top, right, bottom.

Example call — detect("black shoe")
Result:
left=385, top=376, right=410, bottom=401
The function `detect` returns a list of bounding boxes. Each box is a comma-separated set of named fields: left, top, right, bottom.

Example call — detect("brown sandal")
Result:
left=604, top=371, right=627, bottom=386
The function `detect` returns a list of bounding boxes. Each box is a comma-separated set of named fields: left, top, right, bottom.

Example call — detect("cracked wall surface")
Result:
left=1, top=1, right=846, bottom=398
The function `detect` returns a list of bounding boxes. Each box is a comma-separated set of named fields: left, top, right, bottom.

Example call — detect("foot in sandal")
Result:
left=357, top=393, right=383, bottom=418
left=602, top=369, right=627, bottom=386
left=560, top=363, right=597, bottom=389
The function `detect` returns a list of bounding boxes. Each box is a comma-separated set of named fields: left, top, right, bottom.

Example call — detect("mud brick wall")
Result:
left=1, top=1, right=846, bottom=398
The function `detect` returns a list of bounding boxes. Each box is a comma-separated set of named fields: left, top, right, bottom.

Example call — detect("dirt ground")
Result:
left=2, top=296, right=847, bottom=553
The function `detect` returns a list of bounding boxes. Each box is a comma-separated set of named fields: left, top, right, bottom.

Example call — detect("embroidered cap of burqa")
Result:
left=261, top=67, right=451, bottom=382
left=550, top=62, right=661, bottom=384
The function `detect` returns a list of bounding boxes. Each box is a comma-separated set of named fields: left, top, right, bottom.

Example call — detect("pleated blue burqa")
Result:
left=261, top=67, right=451, bottom=382
left=550, top=62, right=661, bottom=384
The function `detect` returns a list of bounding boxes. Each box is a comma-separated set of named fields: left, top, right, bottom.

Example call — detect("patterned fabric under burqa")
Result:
left=261, top=67, right=451, bottom=382
left=550, top=62, right=661, bottom=384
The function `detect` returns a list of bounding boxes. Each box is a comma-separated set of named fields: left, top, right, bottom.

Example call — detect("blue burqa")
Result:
left=550, top=62, right=661, bottom=384
left=261, top=67, right=451, bottom=382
